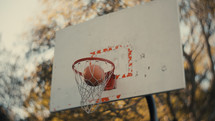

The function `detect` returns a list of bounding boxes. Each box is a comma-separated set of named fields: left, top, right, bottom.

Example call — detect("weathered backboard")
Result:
left=50, top=0, right=185, bottom=112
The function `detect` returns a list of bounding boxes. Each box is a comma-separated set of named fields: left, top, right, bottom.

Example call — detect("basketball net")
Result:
left=72, top=57, right=115, bottom=113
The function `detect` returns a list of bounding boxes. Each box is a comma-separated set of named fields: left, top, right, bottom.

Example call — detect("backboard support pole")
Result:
left=146, top=95, right=158, bottom=121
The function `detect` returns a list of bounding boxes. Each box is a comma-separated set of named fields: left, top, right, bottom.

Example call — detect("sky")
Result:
left=0, top=0, right=39, bottom=52
left=0, top=0, right=41, bottom=119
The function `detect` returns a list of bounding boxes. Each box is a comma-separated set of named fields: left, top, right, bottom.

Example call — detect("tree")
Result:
left=163, top=0, right=215, bottom=120
left=0, top=106, right=12, bottom=121
left=0, top=42, right=29, bottom=121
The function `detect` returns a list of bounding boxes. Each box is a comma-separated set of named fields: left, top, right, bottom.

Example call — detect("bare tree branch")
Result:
left=166, top=93, right=178, bottom=121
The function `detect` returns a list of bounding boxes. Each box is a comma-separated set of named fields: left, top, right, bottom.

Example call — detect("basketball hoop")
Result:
left=72, top=57, right=115, bottom=113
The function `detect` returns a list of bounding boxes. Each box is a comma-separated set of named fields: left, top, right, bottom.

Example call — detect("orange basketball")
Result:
left=83, top=64, right=105, bottom=86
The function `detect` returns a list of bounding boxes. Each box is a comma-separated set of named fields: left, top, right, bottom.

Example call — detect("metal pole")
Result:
left=146, top=95, right=158, bottom=121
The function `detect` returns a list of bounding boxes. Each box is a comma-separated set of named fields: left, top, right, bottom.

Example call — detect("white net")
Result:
left=73, top=58, right=114, bottom=113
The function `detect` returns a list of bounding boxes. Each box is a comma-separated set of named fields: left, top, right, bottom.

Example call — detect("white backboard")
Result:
left=50, top=0, right=185, bottom=112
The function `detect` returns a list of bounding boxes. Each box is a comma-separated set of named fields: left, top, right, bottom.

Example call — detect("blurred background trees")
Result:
left=0, top=41, right=28, bottom=120
left=174, top=0, right=215, bottom=120
left=0, top=0, right=215, bottom=120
